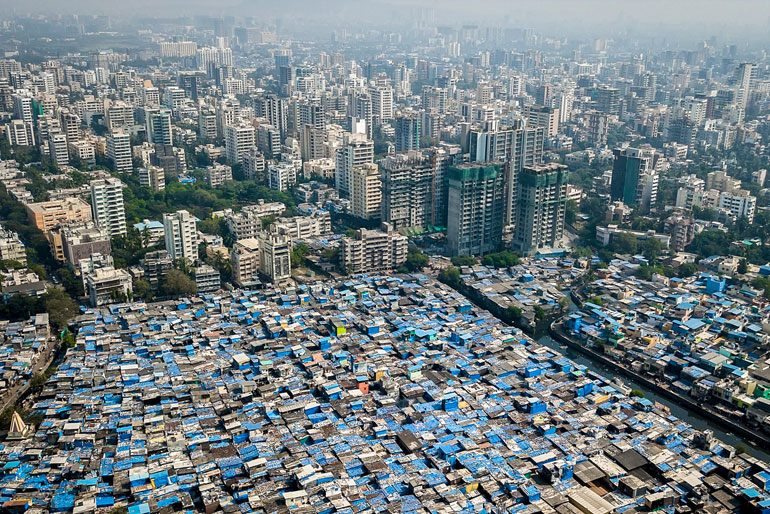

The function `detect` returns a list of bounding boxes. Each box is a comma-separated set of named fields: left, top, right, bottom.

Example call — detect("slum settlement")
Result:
left=1, top=275, right=769, bottom=513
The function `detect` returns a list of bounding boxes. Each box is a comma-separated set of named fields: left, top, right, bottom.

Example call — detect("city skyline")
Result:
left=2, top=3, right=770, bottom=513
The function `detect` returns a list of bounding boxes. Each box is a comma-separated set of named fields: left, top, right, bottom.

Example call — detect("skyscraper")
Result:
left=258, top=230, right=291, bottom=283
left=335, top=134, right=374, bottom=197
left=350, top=163, right=382, bottom=220
left=467, top=121, right=545, bottom=227
left=60, top=110, right=80, bottom=144
left=198, top=110, right=217, bottom=140
left=524, top=105, right=560, bottom=137
left=513, top=163, right=569, bottom=256
left=12, top=94, right=33, bottom=124
left=381, top=146, right=462, bottom=230
left=597, top=86, right=621, bottom=115
left=295, top=99, right=325, bottom=133
left=146, top=109, right=172, bottom=145
left=370, top=85, right=394, bottom=122
left=610, top=147, right=660, bottom=208
left=395, top=114, right=421, bottom=152
left=535, top=84, right=553, bottom=107
left=339, top=224, right=408, bottom=274
left=300, top=124, right=325, bottom=162
left=6, top=120, right=34, bottom=146
left=137, top=166, right=166, bottom=192
left=735, top=62, right=757, bottom=108
left=225, top=123, right=255, bottom=165
left=90, top=177, right=126, bottom=237
left=446, top=163, right=506, bottom=256
left=351, top=93, right=373, bottom=140
left=106, top=131, right=132, bottom=173
left=163, top=210, right=198, bottom=263
left=254, top=94, right=287, bottom=139
left=585, top=111, right=610, bottom=148
left=48, top=133, right=69, bottom=167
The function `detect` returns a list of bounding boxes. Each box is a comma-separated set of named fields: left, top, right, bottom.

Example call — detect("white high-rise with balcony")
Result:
left=90, top=177, right=126, bottom=236
left=163, top=210, right=198, bottom=262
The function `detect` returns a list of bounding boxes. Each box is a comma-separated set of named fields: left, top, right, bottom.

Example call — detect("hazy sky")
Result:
left=1, top=0, right=769, bottom=40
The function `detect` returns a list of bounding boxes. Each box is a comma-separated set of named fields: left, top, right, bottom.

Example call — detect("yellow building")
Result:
left=26, top=198, right=92, bottom=233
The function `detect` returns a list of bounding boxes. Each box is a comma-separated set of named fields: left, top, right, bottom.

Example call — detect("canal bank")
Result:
left=437, top=273, right=770, bottom=460
left=546, top=320, right=770, bottom=460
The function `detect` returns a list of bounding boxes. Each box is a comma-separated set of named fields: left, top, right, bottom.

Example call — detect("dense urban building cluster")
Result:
left=0, top=4, right=769, bottom=512
left=3, top=276, right=770, bottom=514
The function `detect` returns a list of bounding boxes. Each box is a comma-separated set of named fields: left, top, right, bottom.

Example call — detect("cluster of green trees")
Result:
left=450, top=255, right=477, bottom=267
left=603, top=232, right=661, bottom=261
left=291, top=243, right=311, bottom=269
left=29, top=363, right=58, bottom=395
left=751, top=276, right=770, bottom=299
left=438, top=266, right=461, bottom=288
left=159, top=269, right=197, bottom=298
left=481, top=251, right=520, bottom=268
left=687, top=212, right=770, bottom=264
left=25, top=167, right=91, bottom=202
left=633, top=263, right=675, bottom=281
left=677, top=262, right=700, bottom=278
left=398, top=247, right=429, bottom=273
left=121, top=179, right=296, bottom=228
left=561, top=154, right=611, bottom=190
left=505, top=305, right=522, bottom=322
left=0, top=288, right=78, bottom=329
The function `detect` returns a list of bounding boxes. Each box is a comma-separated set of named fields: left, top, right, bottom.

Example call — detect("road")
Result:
left=0, top=335, right=58, bottom=413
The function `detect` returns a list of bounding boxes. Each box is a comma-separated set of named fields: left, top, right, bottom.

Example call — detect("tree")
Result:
left=29, top=373, right=47, bottom=394
left=753, top=277, right=770, bottom=299
left=677, top=263, right=699, bottom=278
left=62, top=331, right=76, bottom=349
left=44, top=288, right=79, bottom=331
left=419, top=134, right=437, bottom=148
left=438, top=266, right=461, bottom=288
left=0, top=406, right=15, bottom=430
left=90, top=117, right=108, bottom=135
left=587, top=296, right=603, bottom=306
left=534, top=305, right=546, bottom=320
left=291, top=243, right=311, bottom=268
left=399, top=247, right=429, bottom=272
left=28, top=262, right=47, bottom=280
left=506, top=305, right=522, bottom=321
left=482, top=251, right=520, bottom=268
left=55, top=267, right=84, bottom=297
left=687, top=230, right=731, bottom=258
left=610, top=232, right=637, bottom=255
left=738, top=259, right=748, bottom=274
left=692, top=206, right=716, bottom=221
left=196, top=151, right=213, bottom=168
left=451, top=255, right=477, bottom=267
left=133, top=279, right=153, bottom=301
left=630, top=389, right=646, bottom=398
left=261, top=214, right=277, bottom=230
left=231, top=163, right=244, bottom=181
left=207, top=253, right=233, bottom=285
left=642, top=238, right=664, bottom=264
left=160, top=270, right=197, bottom=297
left=198, top=216, right=228, bottom=237
left=634, top=264, right=653, bottom=281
